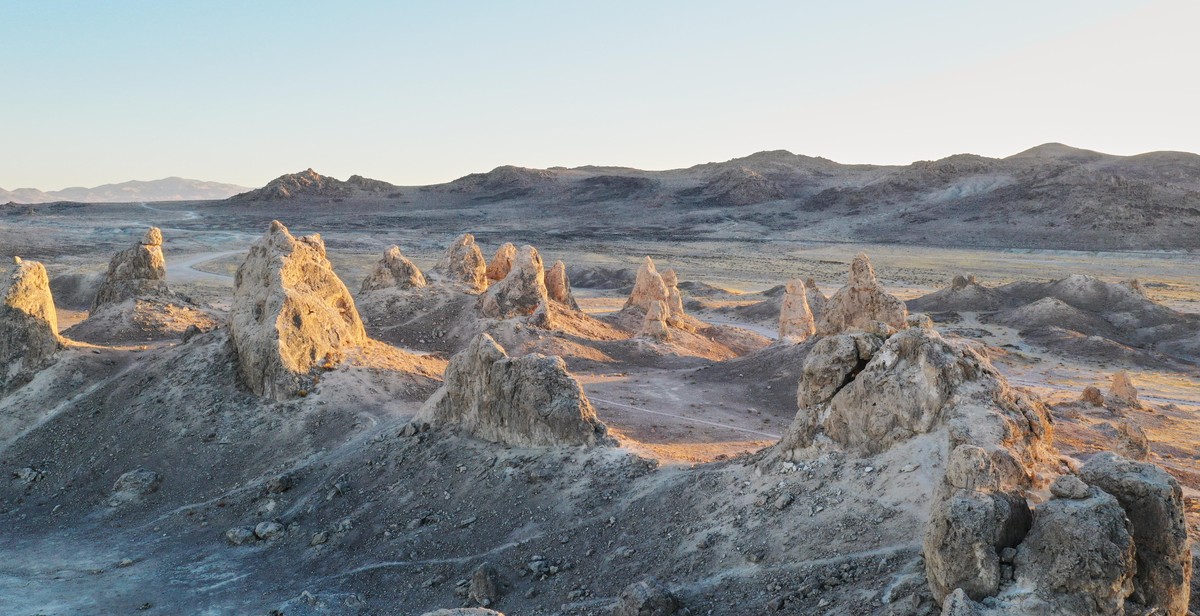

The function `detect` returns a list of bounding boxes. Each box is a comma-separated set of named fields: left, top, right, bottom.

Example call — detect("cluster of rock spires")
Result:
left=624, top=256, right=692, bottom=340
left=0, top=256, right=62, bottom=388
left=769, top=253, right=1190, bottom=615
left=229, top=221, right=368, bottom=401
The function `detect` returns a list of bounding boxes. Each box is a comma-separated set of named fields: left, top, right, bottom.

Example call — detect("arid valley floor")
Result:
left=2, top=150, right=1200, bottom=615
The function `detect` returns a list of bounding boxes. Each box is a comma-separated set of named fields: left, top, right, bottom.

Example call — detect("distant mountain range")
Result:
left=219, top=143, right=1200, bottom=250
left=0, top=177, right=249, bottom=203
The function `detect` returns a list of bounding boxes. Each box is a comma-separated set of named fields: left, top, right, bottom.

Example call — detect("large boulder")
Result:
left=435, top=233, right=488, bottom=292
left=1080, top=453, right=1191, bottom=615
left=1012, top=487, right=1136, bottom=615
left=485, top=242, right=516, bottom=281
left=478, top=245, right=549, bottom=319
left=924, top=445, right=1032, bottom=601
left=229, top=220, right=367, bottom=401
left=815, top=253, right=908, bottom=335
left=624, top=257, right=670, bottom=314
left=1, top=257, right=62, bottom=386
left=418, top=333, right=608, bottom=447
left=778, top=278, right=815, bottom=340
left=545, top=259, right=579, bottom=310
left=360, top=246, right=426, bottom=292
left=91, top=227, right=170, bottom=310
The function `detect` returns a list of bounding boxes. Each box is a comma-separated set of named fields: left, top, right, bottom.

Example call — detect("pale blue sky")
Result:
left=3, top=0, right=1195, bottom=189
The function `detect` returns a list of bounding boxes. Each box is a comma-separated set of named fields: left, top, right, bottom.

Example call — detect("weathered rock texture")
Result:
left=485, top=243, right=517, bottom=281
left=1108, top=371, right=1140, bottom=407
left=1011, top=486, right=1136, bottom=615
left=815, top=253, right=908, bottom=335
left=779, top=278, right=815, bottom=340
left=544, top=260, right=579, bottom=310
left=91, top=227, right=170, bottom=310
left=418, top=333, right=608, bottom=447
left=1079, top=453, right=1191, bottom=615
left=624, top=257, right=670, bottom=313
left=1080, top=385, right=1105, bottom=407
left=804, top=277, right=828, bottom=321
left=640, top=300, right=672, bottom=341
left=360, top=246, right=426, bottom=293
left=229, top=221, right=367, bottom=401
left=1, top=257, right=62, bottom=385
left=436, top=233, right=488, bottom=292
left=924, top=445, right=1033, bottom=601
left=478, top=245, right=549, bottom=319
left=783, top=327, right=1052, bottom=460
left=936, top=454, right=1191, bottom=616
left=661, top=268, right=686, bottom=321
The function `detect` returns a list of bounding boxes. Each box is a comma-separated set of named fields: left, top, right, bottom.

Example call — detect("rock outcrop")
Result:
left=1079, top=453, right=1191, bottom=615
left=640, top=300, right=672, bottom=341
left=229, top=221, right=367, bottom=401
left=804, top=277, right=828, bottom=320
left=624, top=257, right=670, bottom=313
left=783, top=327, right=1051, bottom=459
left=1, top=257, right=62, bottom=385
left=544, top=260, right=579, bottom=310
left=815, top=253, right=908, bottom=335
left=360, top=246, right=426, bottom=293
left=478, top=245, right=549, bottom=319
left=435, top=233, right=488, bottom=292
left=1080, top=386, right=1105, bottom=407
left=779, top=278, right=815, bottom=340
left=924, top=445, right=1033, bottom=601
left=485, top=243, right=516, bottom=281
left=91, top=227, right=170, bottom=310
left=661, top=268, right=686, bottom=320
left=1011, top=485, right=1136, bottom=615
left=418, top=333, right=608, bottom=447
left=935, top=454, right=1191, bottom=615
left=1108, top=371, right=1140, bottom=408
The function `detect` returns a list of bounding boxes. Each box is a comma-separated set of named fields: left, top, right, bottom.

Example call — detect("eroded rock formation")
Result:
left=360, top=246, right=426, bottom=292
left=804, top=277, right=828, bottom=320
left=436, top=233, right=488, bottom=292
left=229, top=221, right=367, bottom=400
left=485, top=243, right=516, bottom=281
left=478, top=245, right=549, bottom=319
left=1109, top=371, right=1140, bottom=408
left=91, top=227, right=170, bottom=310
left=418, top=333, right=608, bottom=447
left=545, top=260, right=579, bottom=310
left=661, top=268, right=686, bottom=321
left=624, top=257, right=670, bottom=313
left=1, top=257, right=62, bottom=385
left=1079, top=453, right=1191, bottom=615
left=779, top=278, right=815, bottom=340
left=815, top=253, right=908, bottom=335
left=782, top=327, right=1051, bottom=459
left=640, top=300, right=672, bottom=341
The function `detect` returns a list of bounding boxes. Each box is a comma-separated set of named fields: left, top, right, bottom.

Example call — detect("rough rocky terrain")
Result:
left=1, top=152, right=1199, bottom=615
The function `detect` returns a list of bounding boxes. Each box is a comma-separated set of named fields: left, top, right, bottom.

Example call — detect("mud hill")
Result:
left=909, top=273, right=1200, bottom=370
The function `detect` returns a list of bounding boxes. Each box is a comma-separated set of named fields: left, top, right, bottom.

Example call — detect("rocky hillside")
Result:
left=220, top=143, right=1200, bottom=250
left=225, top=169, right=401, bottom=202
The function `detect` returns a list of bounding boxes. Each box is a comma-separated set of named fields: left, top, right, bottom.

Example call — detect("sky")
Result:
left=2, top=0, right=1197, bottom=189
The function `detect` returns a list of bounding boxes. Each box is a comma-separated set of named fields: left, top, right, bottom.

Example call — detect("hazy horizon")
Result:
left=4, top=0, right=1197, bottom=190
